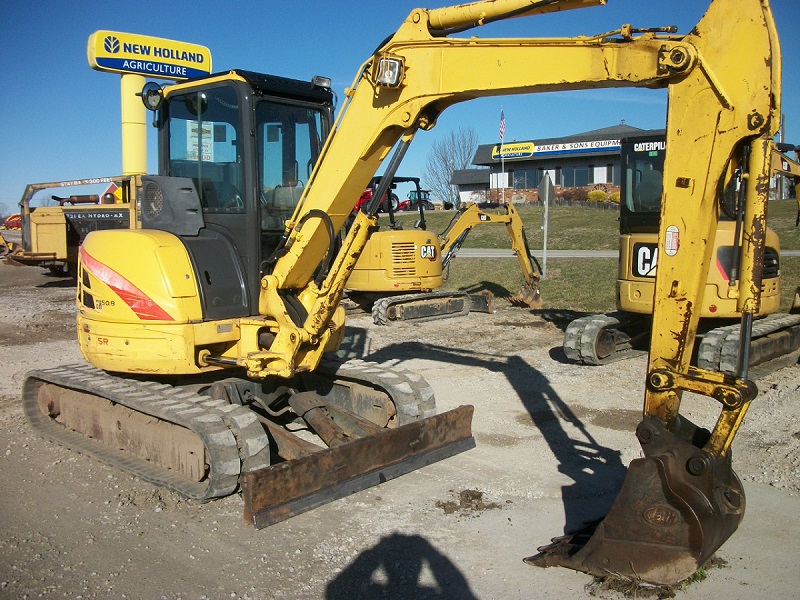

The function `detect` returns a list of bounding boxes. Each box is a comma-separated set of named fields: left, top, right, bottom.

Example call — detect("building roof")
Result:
left=451, top=168, right=490, bottom=186
left=472, top=124, right=665, bottom=165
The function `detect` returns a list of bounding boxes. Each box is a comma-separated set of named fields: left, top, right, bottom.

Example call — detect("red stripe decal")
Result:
left=80, top=246, right=174, bottom=321
left=716, top=257, right=729, bottom=282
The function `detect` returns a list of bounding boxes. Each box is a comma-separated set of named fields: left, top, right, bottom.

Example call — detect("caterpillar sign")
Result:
left=88, top=31, right=212, bottom=80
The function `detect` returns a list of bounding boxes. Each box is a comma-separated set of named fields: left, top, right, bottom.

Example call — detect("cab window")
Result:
left=167, top=85, right=244, bottom=213
left=257, top=101, right=324, bottom=231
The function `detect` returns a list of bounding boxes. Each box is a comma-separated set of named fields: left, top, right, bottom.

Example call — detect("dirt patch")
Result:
left=435, top=489, right=506, bottom=516
left=0, top=309, right=75, bottom=345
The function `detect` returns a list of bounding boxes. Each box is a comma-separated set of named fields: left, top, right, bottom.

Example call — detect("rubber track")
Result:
left=563, top=312, right=646, bottom=365
left=697, top=313, right=800, bottom=374
left=22, top=358, right=437, bottom=500
left=372, top=291, right=471, bottom=326
left=316, top=357, right=437, bottom=423
left=22, top=364, right=245, bottom=501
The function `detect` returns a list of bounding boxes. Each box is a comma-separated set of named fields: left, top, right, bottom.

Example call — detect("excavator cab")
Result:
left=620, top=134, right=665, bottom=228
left=155, top=70, right=333, bottom=312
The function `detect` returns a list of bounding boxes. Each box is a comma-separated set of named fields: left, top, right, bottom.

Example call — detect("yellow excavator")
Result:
left=3, top=178, right=136, bottom=276
left=564, top=137, right=800, bottom=373
left=21, top=0, right=782, bottom=586
left=0, top=212, right=22, bottom=258
left=347, top=194, right=542, bottom=324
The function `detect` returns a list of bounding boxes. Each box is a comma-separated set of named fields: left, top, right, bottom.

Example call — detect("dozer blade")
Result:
left=468, top=290, right=495, bottom=313
left=242, top=404, right=475, bottom=528
left=526, top=415, right=745, bottom=586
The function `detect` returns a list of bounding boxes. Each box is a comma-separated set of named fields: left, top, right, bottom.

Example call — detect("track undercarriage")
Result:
left=562, top=312, right=651, bottom=365
left=23, top=359, right=474, bottom=526
left=346, top=283, right=539, bottom=326
left=564, top=311, right=800, bottom=376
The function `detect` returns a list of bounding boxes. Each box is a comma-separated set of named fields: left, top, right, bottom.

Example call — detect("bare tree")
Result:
left=423, top=126, right=479, bottom=209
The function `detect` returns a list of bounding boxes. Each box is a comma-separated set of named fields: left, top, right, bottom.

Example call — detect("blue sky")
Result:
left=1, top=0, right=798, bottom=212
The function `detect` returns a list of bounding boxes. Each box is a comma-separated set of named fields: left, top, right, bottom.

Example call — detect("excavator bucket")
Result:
left=526, top=415, right=745, bottom=585
left=510, top=282, right=542, bottom=309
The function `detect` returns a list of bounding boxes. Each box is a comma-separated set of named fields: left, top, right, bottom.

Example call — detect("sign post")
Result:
left=87, top=32, right=212, bottom=176
left=537, top=172, right=554, bottom=279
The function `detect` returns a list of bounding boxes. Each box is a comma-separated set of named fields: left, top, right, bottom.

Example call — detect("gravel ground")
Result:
left=1, top=260, right=799, bottom=599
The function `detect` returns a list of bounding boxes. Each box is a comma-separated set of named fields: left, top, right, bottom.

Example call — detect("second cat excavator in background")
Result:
left=347, top=195, right=542, bottom=324
left=564, top=136, right=800, bottom=374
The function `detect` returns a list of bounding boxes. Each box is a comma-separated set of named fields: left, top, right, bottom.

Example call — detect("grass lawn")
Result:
left=387, top=199, right=799, bottom=313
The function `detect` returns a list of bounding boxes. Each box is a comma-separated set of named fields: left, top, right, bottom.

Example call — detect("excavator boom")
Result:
left=249, top=0, right=779, bottom=580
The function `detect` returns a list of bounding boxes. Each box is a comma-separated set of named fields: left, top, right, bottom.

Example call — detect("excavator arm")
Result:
left=439, top=202, right=542, bottom=306
left=252, top=0, right=761, bottom=380
left=534, top=1, right=781, bottom=584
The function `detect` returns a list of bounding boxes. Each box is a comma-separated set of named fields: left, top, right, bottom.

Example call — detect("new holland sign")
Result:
left=491, top=142, right=535, bottom=160
left=88, top=31, right=212, bottom=80
left=492, top=139, right=621, bottom=161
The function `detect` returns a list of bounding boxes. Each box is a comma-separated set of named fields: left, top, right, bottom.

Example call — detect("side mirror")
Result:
left=138, top=81, right=163, bottom=111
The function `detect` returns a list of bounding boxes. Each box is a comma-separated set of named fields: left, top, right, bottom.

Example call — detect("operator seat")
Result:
left=261, top=184, right=303, bottom=230
left=634, top=169, right=663, bottom=213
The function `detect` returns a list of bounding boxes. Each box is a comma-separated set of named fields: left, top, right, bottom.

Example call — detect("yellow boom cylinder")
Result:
left=427, top=0, right=605, bottom=31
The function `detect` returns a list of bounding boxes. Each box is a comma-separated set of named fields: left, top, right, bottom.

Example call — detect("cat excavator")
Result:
left=564, top=135, right=800, bottom=372
left=22, top=0, right=782, bottom=586
left=347, top=197, right=542, bottom=324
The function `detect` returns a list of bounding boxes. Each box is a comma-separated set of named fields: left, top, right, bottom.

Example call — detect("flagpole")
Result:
left=501, top=152, right=505, bottom=204
left=499, top=107, right=505, bottom=204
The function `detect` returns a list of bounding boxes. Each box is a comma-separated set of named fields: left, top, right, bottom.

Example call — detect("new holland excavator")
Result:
left=21, top=0, right=783, bottom=586
left=347, top=196, right=542, bottom=324
left=564, top=136, right=800, bottom=373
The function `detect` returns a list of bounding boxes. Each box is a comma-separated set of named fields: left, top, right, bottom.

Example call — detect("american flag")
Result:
left=499, top=109, right=506, bottom=141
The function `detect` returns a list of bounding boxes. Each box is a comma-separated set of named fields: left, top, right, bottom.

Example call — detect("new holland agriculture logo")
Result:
left=88, top=31, right=212, bottom=80
left=104, top=35, right=121, bottom=54
left=491, top=139, right=622, bottom=161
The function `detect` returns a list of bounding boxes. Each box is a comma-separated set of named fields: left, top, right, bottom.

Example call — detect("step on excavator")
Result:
left=564, top=136, right=800, bottom=374
left=22, top=0, right=783, bottom=586
left=347, top=190, right=542, bottom=324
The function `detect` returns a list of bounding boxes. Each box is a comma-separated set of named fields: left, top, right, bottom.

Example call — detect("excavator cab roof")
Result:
left=162, top=69, right=334, bottom=105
